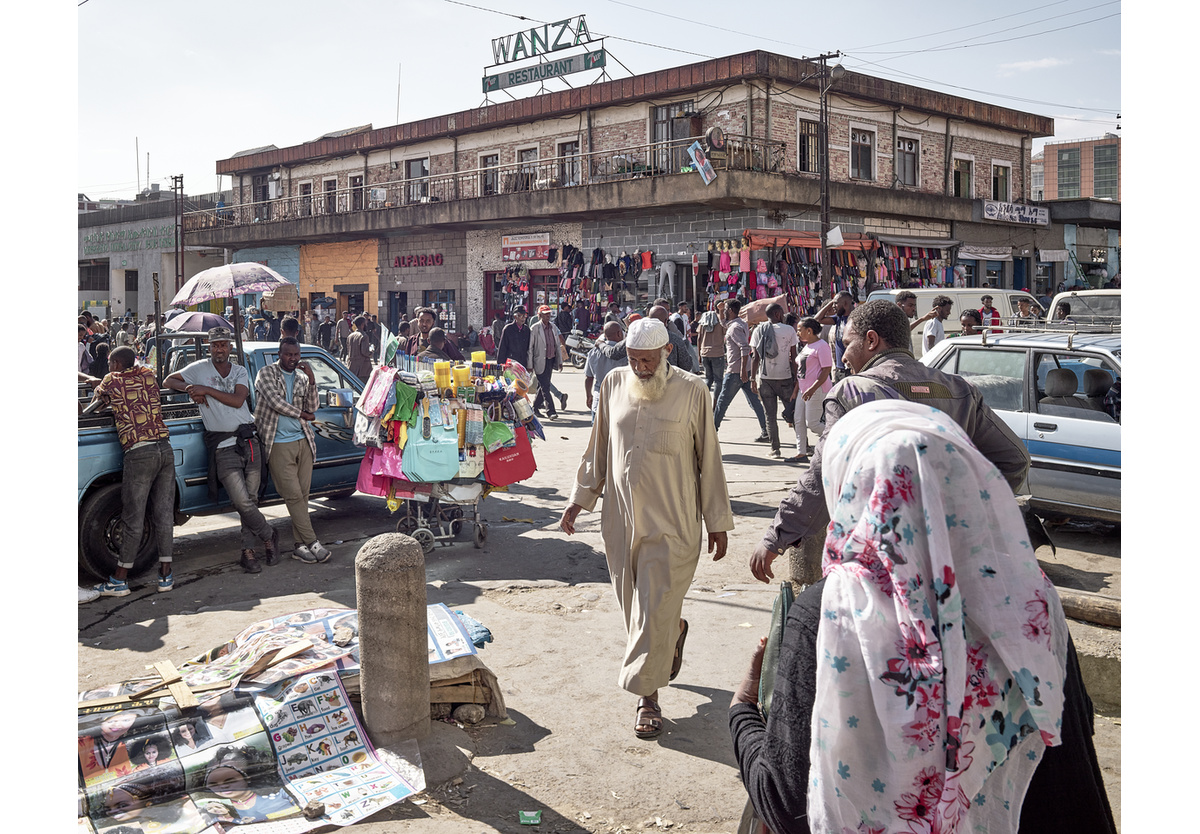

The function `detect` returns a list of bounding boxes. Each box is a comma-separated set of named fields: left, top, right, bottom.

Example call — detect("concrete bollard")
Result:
left=355, top=533, right=430, bottom=745
left=785, top=535, right=824, bottom=594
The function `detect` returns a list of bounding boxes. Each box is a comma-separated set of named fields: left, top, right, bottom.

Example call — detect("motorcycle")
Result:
left=563, top=329, right=595, bottom=369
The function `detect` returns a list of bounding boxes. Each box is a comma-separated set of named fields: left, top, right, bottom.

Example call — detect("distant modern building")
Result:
left=1030, top=152, right=1044, bottom=201
left=1038, top=134, right=1120, bottom=202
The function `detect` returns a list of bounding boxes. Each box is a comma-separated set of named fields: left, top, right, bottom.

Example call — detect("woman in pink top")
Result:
left=788, top=317, right=833, bottom=462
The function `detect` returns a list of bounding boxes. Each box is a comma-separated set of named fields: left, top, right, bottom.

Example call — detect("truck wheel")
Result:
left=79, top=483, right=159, bottom=581
left=571, top=353, right=586, bottom=369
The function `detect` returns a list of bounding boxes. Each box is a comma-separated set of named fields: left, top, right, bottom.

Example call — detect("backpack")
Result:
left=751, top=321, right=779, bottom=359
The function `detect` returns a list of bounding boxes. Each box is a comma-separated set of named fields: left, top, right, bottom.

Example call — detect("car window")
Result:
left=302, top=355, right=354, bottom=391
left=950, top=348, right=1025, bottom=412
left=1034, top=352, right=1119, bottom=422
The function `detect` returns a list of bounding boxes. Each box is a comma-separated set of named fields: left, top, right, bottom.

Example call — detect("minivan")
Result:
left=865, top=287, right=1042, bottom=356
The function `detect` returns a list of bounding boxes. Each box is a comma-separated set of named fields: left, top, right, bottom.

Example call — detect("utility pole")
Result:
left=172, top=175, right=184, bottom=295
left=815, top=51, right=843, bottom=297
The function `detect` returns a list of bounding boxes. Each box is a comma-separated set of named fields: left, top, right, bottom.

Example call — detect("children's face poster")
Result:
left=79, top=670, right=417, bottom=832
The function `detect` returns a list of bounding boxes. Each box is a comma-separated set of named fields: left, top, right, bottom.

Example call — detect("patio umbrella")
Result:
left=164, top=311, right=234, bottom=332
left=170, top=263, right=292, bottom=364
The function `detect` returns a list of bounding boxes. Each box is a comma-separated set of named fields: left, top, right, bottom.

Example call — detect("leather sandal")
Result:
left=635, top=697, right=663, bottom=739
left=669, top=620, right=689, bottom=681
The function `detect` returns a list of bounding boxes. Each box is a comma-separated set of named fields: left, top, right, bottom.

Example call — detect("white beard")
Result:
left=629, top=355, right=670, bottom=403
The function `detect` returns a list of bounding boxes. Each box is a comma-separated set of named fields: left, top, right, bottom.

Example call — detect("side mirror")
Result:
left=318, top=391, right=328, bottom=408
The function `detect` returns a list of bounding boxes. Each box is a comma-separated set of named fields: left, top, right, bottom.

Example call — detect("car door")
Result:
left=1029, top=351, right=1121, bottom=519
left=928, top=344, right=1030, bottom=451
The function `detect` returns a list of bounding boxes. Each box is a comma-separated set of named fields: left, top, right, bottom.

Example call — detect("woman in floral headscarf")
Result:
left=730, top=401, right=1115, bottom=834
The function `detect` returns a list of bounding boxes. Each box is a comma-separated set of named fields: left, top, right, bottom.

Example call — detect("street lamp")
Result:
left=818, top=54, right=845, bottom=296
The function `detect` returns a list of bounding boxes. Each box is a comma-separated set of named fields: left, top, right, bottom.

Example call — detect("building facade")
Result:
left=1038, top=135, right=1121, bottom=203
left=184, top=50, right=1117, bottom=331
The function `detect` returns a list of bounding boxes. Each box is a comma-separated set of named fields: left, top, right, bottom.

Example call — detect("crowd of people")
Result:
left=78, top=290, right=1115, bottom=831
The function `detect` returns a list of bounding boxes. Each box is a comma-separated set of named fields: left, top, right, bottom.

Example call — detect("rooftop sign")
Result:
left=484, top=49, right=606, bottom=93
left=490, top=15, right=594, bottom=66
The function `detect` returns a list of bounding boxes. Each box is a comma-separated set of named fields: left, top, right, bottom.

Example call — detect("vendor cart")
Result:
left=391, top=480, right=491, bottom=553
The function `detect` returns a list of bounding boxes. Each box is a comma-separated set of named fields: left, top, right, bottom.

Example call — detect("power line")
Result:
left=852, top=11, right=1120, bottom=59
left=847, top=0, right=1080, bottom=50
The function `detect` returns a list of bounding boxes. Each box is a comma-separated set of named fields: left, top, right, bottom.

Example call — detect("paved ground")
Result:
left=77, top=365, right=1120, bottom=832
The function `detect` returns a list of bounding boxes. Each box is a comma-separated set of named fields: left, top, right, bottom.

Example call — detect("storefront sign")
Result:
left=490, top=15, right=594, bottom=65
left=982, top=200, right=1048, bottom=226
left=393, top=253, right=444, bottom=268
left=81, top=223, right=177, bottom=256
left=501, top=233, right=551, bottom=262
left=483, top=49, right=605, bottom=93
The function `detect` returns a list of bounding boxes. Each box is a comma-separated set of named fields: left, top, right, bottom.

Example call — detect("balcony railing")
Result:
left=184, top=134, right=788, bottom=232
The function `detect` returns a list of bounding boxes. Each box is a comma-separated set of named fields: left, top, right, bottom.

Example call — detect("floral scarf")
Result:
left=809, top=401, right=1067, bottom=834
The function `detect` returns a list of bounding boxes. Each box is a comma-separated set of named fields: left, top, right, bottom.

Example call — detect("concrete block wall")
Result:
left=379, top=232, right=468, bottom=332
left=233, top=246, right=300, bottom=283
left=464, top=222, right=582, bottom=330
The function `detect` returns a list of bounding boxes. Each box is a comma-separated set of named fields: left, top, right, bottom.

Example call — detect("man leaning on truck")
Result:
left=87, top=346, right=176, bottom=597
left=164, top=327, right=280, bottom=574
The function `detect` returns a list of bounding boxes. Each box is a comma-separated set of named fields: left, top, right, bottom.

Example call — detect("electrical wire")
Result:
left=852, top=11, right=1120, bottom=58
left=847, top=0, right=1079, bottom=50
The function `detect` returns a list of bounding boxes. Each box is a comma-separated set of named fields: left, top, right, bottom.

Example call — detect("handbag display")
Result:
left=758, top=581, right=794, bottom=718
left=484, top=425, right=537, bottom=487
left=356, top=448, right=391, bottom=497
left=401, top=421, right=461, bottom=483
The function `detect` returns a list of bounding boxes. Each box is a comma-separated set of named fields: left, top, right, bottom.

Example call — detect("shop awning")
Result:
left=1037, top=249, right=1070, bottom=262
left=874, top=234, right=960, bottom=249
left=744, top=229, right=877, bottom=252
left=957, top=244, right=1013, bottom=262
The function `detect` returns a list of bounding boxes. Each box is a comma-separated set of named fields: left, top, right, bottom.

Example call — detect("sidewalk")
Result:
left=77, top=364, right=1119, bottom=832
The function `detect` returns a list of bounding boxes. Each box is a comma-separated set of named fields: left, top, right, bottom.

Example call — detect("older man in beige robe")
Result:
left=561, top=318, right=733, bottom=740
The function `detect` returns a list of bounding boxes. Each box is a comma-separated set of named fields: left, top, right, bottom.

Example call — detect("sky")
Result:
left=75, top=0, right=1123, bottom=201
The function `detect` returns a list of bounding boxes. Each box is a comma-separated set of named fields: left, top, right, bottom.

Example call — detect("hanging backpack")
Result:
left=750, top=321, right=779, bottom=360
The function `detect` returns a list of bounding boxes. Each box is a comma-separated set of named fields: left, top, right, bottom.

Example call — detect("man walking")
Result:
left=584, top=321, right=627, bottom=423
left=528, top=304, right=563, bottom=420
left=923, top=294, right=953, bottom=353
left=87, top=346, right=176, bottom=596
left=335, top=311, right=353, bottom=360
left=696, top=303, right=727, bottom=393
left=712, top=299, right=768, bottom=441
left=560, top=319, right=732, bottom=739
left=346, top=315, right=374, bottom=383
left=253, top=337, right=332, bottom=565
left=749, top=302, right=798, bottom=459
left=165, top=327, right=279, bottom=573
left=749, top=300, right=1029, bottom=583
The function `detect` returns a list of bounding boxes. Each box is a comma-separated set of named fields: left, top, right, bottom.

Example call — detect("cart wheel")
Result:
left=450, top=519, right=463, bottom=537
left=413, top=527, right=436, bottom=554
left=396, top=515, right=418, bottom=534
left=473, top=523, right=487, bottom=549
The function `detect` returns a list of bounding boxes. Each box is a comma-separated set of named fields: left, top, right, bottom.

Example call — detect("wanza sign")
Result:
left=484, top=50, right=606, bottom=93
left=490, top=15, right=594, bottom=65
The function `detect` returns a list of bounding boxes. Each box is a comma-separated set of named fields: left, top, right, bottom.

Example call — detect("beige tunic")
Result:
left=569, top=365, right=734, bottom=694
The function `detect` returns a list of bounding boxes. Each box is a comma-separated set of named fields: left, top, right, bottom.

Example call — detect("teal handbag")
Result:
left=401, top=399, right=462, bottom=482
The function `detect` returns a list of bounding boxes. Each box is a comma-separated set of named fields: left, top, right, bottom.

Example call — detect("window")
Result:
left=350, top=174, right=364, bottom=211
left=1093, top=144, right=1118, bottom=200
left=323, top=178, right=338, bottom=214
left=653, top=101, right=695, bottom=172
left=514, top=147, right=538, bottom=192
left=949, top=348, right=1026, bottom=412
left=124, top=270, right=138, bottom=293
left=952, top=158, right=972, bottom=198
left=406, top=158, right=429, bottom=203
left=850, top=129, right=874, bottom=180
left=992, top=164, right=1010, bottom=201
left=557, top=140, right=580, bottom=186
left=79, top=263, right=107, bottom=291
left=1031, top=165, right=1044, bottom=201
left=299, top=182, right=312, bottom=217
left=423, top=289, right=458, bottom=333
left=798, top=119, right=819, bottom=174
left=1034, top=352, right=1119, bottom=422
left=252, top=174, right=273, bottom=221
left=480, top=153, right=500, bottom=196
left=1057, top=148, right=1081, bottom=198
left=896, top=137, right=918, bottom=186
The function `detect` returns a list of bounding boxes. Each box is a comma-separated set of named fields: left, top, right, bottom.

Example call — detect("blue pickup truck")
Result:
left=78, top=335, right=367, bottom=580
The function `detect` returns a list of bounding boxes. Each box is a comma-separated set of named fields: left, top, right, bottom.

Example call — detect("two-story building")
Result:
left=184, top=50, right=1111, bottom=334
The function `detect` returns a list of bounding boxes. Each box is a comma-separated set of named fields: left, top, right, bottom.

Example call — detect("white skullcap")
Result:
left=626, top=318, right=669, bottom=349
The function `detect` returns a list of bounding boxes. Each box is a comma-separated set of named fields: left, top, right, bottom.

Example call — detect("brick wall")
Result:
left=298, top=239, right=379, bottom=315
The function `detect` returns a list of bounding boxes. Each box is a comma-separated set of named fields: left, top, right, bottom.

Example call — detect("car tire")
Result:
left=79, top=482, right=159, bottom=581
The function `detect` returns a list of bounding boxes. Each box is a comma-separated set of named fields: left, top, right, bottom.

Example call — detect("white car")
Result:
left=921, top=330, right=1120, bottom=522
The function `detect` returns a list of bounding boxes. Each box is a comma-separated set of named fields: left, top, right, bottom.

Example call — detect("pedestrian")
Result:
left=368, top=314, right=381, bottom=357
left=253, top=337, right=332, bottom=565
left=528, top=304, right=563, bottom=420
left=815, top=291, right=855, bottom=382
left=346, top=315, right=373, bottom=382
left=560, top=318, right=733, bottom=739
left=748, top=302, right=798, bottom=459
left=317, top=315, right=334, bottom=351
left=731, top=400, right=1114, bottom=834
left=573, top=299, right=591, bottom=335
left=1010, top=296, right=1040, bottom=327
left=959, top=308, right=983, bottom=336
left=408, top=306, right=465, bottom=360
left=895, top=289, right=938, bottom=335
left=79, top=323, right=94, bottom=373
left=306, top=312, right=320, bottom=345
left=696, top=304, right=727, bottom=392
left=252, top=319, right=268, bottom=341
left=556, top=299, right=574, bottom=336
left=89, top=341, right=111, bottom=379
left=266, top=313, right=281, bottom=342
left=923, top=294, right=953, bottom=352
left=979, top=293, right=1003, bottom=333
left=583, top=321, right=626, bottom=422
left=86, top=346, right=177, bottom=596
left=1054, top=302, right=1075, bottom=324
left=787, top=316, right=832, bottom=463
left=164, top=327, right=279, bottom=574
left=712, top=299, right=769, bottom=441
left=335, top=311, right=353, bottom=359
left=496, top=307, right=531, bottom=367
left=280, top=315, right=301, bottom=344
left=669, top=302, right=691, bottom=337
left=748, top=300, right=1029, bottom=583
left=416, top=327, right=456, bottom=362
